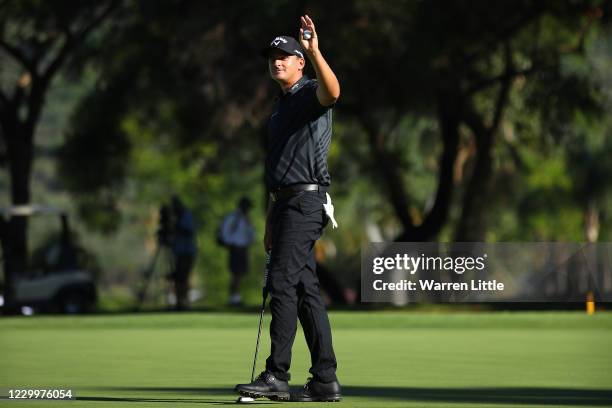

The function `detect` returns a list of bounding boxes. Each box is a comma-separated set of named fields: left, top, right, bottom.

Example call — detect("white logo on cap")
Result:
left=271, top=37, right=288, bottom=46
left=294, top=50, right=303, bottom=58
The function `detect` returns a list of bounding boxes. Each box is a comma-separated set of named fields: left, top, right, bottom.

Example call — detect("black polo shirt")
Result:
left=265, top=75, right=333, bottom=191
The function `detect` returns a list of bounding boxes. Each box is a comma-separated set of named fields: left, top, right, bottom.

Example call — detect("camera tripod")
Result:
left=136, top=243, right=175, bottom=310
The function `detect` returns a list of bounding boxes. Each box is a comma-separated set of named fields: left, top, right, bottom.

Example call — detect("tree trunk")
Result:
left=359, top=90, right=461, bottom=243
left=455, top=46, right=513, bottom=242
left=454, top=121, right=494, bottom=242
left=361, top=116, right=413, bottom=233
left=396, top=91, right=461, bottom=242
left=2, top=118, right=33, bottom=314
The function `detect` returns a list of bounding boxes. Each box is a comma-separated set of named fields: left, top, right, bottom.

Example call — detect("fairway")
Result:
left=1, top=311, right=611, bottom=407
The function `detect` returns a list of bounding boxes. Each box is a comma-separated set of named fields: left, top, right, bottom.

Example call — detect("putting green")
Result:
left=1, top=311, right=611, bottom=407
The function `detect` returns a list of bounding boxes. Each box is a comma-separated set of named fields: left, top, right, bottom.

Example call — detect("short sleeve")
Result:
left=302, top=80, right=333, bottom=119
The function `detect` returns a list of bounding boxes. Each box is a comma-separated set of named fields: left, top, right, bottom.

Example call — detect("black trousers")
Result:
left=265, top=190, right=338, bottom=383
left=229, top=245, right=249, bottom=276
left=172, top=254, right=195, bottom=310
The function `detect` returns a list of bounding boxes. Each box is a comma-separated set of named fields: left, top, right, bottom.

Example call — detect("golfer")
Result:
left=235, top=15, right=341, bottom=402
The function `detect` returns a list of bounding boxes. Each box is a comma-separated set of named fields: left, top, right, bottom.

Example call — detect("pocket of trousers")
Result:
left=298, top=192, right=322, bottom=216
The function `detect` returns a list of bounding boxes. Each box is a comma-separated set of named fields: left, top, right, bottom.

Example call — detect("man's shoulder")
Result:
left=294, top=78, right=323, bottom=106
left=301, top=77, right=318, bottom=91
left=289, top=75, right=316, bottom=95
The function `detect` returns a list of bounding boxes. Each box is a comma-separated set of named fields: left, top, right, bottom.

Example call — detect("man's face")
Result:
left=268, top=50, right=304, bottom=84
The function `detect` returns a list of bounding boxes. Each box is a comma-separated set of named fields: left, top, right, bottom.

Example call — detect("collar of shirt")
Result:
left=278, top=75, right=310, bottom=99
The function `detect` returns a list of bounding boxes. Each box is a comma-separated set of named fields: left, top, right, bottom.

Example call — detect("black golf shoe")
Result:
left=291, top=377, right=342, bottom=402
left=234, top=371, right=290, bottom=401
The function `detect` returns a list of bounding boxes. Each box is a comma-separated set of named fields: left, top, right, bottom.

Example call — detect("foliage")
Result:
left=2, top=0, right=612, bottom=306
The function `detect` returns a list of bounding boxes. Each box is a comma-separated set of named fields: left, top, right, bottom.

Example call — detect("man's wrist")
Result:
left=306, top=48, right=321, bottom=60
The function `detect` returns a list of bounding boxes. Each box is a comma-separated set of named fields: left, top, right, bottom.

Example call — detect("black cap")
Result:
left=261, top=36, right=304, bottom=59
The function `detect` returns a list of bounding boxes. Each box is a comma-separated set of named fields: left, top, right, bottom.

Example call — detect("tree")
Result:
left=0, top=0, right=117, bottom=313
left=58, top=0, right=301, bottom=222
left=311, top=0, right=609, bottom=242
left=27, top=1, right=612, bottom=305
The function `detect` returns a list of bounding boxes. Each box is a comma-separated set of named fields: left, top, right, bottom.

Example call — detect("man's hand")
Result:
left=298, top=14, right=340, bottom=107
left=299, top=14, right=318, bottom=56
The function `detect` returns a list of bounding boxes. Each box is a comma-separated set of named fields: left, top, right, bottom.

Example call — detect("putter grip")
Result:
left=263, top=251, right=271, bottom=297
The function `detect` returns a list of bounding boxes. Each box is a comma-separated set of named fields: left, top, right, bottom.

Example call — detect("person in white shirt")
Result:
left=220, top=197, right=255, bottom=305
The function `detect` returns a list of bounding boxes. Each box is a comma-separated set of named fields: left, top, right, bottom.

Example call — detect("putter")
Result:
left=236, top=252, right=271, bottom=403
left=250, top=251, right=271, bottom=382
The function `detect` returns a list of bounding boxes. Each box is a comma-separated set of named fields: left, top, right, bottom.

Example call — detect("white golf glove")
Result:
left=323, top=192, right=338, bottom=229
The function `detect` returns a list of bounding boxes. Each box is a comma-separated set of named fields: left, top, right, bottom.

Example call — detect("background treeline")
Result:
left=1, top=0, right=611, bottom=308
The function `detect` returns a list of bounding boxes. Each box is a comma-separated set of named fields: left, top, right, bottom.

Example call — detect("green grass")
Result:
left=1, top=311, right=611, bottom=407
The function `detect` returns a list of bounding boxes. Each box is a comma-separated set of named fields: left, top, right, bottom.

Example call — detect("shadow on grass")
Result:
left=78, top=387, right=274, bottom=405
left=343, top=386, right=612, bottom=406
left=82, top=386, right=612, bottom=406
left=77, top=397, right=275, bottom=405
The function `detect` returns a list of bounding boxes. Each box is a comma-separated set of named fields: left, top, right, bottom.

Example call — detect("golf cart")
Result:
left=0, top=204, right=97, bottom=314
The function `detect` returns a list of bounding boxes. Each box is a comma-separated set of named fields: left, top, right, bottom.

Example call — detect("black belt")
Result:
left=270, top=184, right=328, bottom=202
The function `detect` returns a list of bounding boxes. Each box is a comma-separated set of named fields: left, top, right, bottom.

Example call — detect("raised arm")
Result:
left=299, top=15, right=340, bottom=107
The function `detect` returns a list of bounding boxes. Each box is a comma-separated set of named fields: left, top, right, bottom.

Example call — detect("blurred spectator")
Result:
left=169, top=195, right=197, bottom=310
left=219, top=197, right=254, bottom=306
